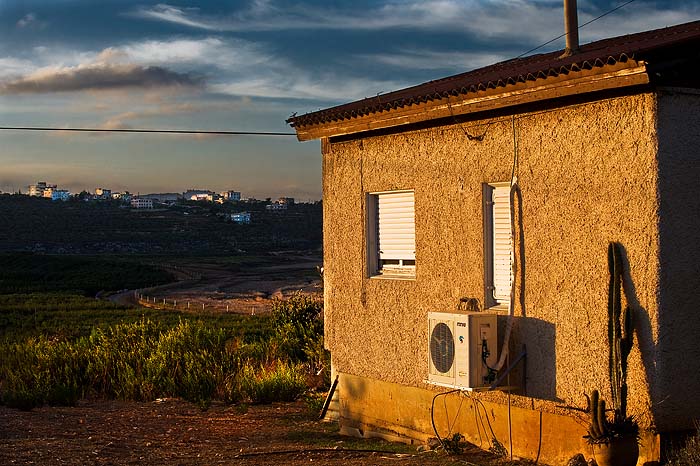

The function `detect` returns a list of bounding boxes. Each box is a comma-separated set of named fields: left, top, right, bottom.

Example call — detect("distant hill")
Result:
left=0, top=194, right=322, bottom=255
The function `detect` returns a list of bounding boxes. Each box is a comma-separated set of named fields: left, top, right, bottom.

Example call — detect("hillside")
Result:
left=0, top=195, right=322, bottom=255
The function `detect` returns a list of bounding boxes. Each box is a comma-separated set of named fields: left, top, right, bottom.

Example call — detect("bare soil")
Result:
left=0, top=399, right=534, bottom=466
left=113, top=252, right=323, bottom=315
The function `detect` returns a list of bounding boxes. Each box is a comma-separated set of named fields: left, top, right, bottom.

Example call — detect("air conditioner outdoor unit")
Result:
left=427, top=311, right=498, bottom=390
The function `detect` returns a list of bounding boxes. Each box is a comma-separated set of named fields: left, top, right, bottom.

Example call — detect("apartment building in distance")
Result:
left=130, top=198, right=153, bottom=209
left=28, top=181, right=57, bottom=197
left=221, top=190, right=241, bottom=201
left=95, top=188, right=112, bottom=199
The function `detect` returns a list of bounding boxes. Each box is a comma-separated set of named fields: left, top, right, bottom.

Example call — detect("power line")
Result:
left=517, top=0, right=638, bottom=58
left=0, top=126, right=296, bottom=136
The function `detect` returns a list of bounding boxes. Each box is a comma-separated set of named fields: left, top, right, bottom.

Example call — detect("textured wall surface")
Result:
left=323, top=92, right=667, bottom=429
left=655, top=90, right=700, bottom=430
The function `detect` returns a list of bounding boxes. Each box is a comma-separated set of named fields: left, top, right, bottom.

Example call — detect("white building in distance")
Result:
left=131, top=198, right=153, bottom=209
left=221, top=190, right=241, bottom=201
left=28, top=181, right=57, bottom=197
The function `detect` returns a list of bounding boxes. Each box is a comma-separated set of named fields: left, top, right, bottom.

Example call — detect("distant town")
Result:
left=2, top=181, right=307, bottom=225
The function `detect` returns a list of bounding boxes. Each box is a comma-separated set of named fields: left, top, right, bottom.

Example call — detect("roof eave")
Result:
left=292, top=60, right=649, bottom=141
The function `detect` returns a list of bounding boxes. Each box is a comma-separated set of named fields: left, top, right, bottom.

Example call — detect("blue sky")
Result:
left=1, top=0, right=698, bottom=199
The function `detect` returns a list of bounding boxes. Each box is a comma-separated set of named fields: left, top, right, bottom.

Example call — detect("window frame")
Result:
left=367, top=189, right=416, bottom=279
left=483, top=182, right=513, bottom=309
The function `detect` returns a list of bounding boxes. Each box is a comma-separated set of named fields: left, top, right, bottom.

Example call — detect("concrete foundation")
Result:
left=335, top=372, right=660, bottom=465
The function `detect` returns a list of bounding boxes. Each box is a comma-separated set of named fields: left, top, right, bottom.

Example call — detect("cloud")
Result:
left=98, top=103, right=202, bottom=129
left=129, top=0, right=700, bottom=45
left=131, top=4, right=218, bottom=30
left=0, top=63, right=203, bottom=95
left=17, top=13, right=40, bottom=28
left=0, top=57, right=36, bottom=80
left=352, top=49, right=510, bottom=72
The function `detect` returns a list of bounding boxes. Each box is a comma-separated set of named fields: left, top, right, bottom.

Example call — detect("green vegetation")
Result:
left=0, top=196, right=325, bottom=411
left=0, top=253, right=172, bottom=295
left=0, top=194, right=321, bottom=255
left=0, top=293, right=325, bottom=411
left=0, top=293, right=270, bottom=341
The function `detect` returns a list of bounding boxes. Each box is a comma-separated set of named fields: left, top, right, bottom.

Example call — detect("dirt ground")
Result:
left=113, top=252, right=323, bottom=315
left=0, top=399, right=535, bottom=466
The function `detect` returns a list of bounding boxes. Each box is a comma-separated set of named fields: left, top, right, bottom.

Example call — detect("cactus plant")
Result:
left=584, top=243, right=638, bottom=447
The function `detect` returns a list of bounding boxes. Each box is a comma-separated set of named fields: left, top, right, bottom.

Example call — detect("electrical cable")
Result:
left=517, top=0, right=638, bottom=58
left=0, top=126, right=296, bottom=136
left=430, top=389, right=461, bottom=451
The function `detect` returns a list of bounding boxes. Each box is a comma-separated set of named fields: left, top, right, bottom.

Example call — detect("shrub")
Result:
left=270, top=293, right=324, bottom=363
left=239, top=362, right=307, bottom=404
left=667, top=423, right=700, bottom=466
left=146, top=320, right=231, bottom=408
left=85, top=319, right=161, bottom=400
left=0, top=300, right=323, bottom=409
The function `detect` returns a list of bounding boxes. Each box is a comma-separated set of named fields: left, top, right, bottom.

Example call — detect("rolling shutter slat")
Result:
left=492, top=185, right=512, bottom=303
left=378, top=191, right=415, bottom=261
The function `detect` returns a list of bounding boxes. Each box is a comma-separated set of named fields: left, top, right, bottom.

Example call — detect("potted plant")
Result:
left=585, top=389, right=639, bottom=466
left=583, top=243, right=639, bottom=466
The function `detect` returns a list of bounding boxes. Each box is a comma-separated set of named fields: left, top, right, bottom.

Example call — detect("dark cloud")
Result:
left=0, top=63, right=203, bottom=94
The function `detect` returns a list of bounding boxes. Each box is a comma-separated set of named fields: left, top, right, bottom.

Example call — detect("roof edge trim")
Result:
left=294, top=62, right=649, bottom=141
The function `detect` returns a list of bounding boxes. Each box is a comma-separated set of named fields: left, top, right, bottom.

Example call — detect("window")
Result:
left=367, top=190, right=415, bottom=277
left=483, top=183, right=513, bottom=308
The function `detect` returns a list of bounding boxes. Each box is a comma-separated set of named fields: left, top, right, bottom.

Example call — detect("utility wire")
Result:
left=517, top=0, right=637, bottom=58
left=0, top=126, right=296, bottom=136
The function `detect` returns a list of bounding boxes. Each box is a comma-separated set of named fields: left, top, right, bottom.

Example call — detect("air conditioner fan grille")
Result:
left=430, top=322, right=455, bottom=374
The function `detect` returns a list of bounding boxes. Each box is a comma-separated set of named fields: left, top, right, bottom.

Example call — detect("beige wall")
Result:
left=322, top=92, right=671, bottom=436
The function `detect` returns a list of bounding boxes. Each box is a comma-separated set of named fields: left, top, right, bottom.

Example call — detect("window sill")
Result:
left=485, top=304, right=510, bottom=312
left=369, top=272, right=416, bottom=281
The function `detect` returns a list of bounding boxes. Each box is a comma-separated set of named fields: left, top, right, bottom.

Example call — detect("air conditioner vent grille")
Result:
left=430, top=322, right=454, bottom=374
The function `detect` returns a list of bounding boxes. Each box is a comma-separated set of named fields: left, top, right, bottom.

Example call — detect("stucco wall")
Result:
left=655, top=90, right=700, bottom=430
left=322, top=92, right=668, bottom=431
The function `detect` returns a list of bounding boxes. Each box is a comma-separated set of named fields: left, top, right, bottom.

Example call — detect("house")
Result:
left=49, top=189, right=70, bottom=202
left=221, top=190, right=242, bottom=201
left=28, top=181, right=56, bottom=197
left=95, top=188, right=111, bottom=199
left=183, top=189, right=214, bottom=202
left=265, top=203, right=287, bottom=211
left=287, top=20, right=700, bottom=465
left=130, top=198, right=153, bottom=209
left=231, top=212, right=251, bottom=224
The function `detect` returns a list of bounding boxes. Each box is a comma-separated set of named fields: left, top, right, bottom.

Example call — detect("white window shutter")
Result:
left=492, top=185, right=512, bottom=304
left=377, top=191, right=415, bottom=261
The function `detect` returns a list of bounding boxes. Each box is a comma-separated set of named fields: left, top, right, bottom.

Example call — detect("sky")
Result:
left=1, top=1, right=698, bottom=200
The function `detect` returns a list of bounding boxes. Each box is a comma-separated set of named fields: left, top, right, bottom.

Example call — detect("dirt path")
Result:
left=0, top=399, right=533, bottom=466
left=131, top=252, right=323, bottom=315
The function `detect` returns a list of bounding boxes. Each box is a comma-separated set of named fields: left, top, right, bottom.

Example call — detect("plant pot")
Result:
left=591, top=436, right=639, bottom=466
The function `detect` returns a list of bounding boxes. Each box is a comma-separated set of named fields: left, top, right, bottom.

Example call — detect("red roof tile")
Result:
left=288, top=20, right=700, bottom=129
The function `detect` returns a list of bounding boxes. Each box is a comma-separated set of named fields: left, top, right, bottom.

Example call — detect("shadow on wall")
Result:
left=511, top=317, right=557, bottom=401
left=654, top=103, right=700, bottom=431
left=508, top=184, right=559, bottom=402
left=616, top=245, right=657, bottom=425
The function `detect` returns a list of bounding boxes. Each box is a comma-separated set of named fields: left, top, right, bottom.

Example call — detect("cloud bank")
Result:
left=0, top=62, right=203, bottom=95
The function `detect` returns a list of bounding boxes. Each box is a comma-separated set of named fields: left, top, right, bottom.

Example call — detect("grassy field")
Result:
left=0, top=250, right=327, bottom=412
left=0, top=291, right=324, bottom=410
left=0, top=252, right=173, bottom=295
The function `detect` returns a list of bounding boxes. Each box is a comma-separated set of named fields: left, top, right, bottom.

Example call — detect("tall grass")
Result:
left=0, top=294, right=326, bottom=410
left=667, top=423, right=700, bottom=466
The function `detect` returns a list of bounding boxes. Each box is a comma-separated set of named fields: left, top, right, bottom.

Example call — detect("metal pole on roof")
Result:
left=563, top=0, right=580, bottom=56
